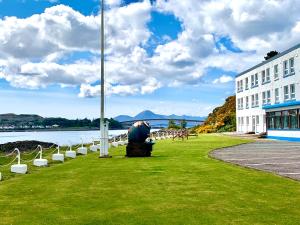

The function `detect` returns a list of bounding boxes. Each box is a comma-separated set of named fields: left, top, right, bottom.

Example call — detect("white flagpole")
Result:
left=100, top=0, right=109, bottom=157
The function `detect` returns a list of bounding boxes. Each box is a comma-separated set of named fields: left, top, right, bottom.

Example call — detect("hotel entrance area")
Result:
left=265, top=102, right=300, bottom=140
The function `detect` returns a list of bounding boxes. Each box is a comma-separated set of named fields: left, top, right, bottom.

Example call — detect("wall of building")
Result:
left=235, top=45, right=300, bottom=134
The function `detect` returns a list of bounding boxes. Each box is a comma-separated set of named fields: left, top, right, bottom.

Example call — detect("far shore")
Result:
left=0, top=127, right=129, bottom=132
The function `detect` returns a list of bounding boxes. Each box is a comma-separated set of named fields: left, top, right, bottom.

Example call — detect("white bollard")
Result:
left=52, top=146, right=64, bottom=162
left=11, top=148, right=28, bottom=174
left=33, top=145, right=48, bottom=167
left=111, top=137, right=118, bottom=148
left=77, top=138, right=88, bottom=155
left=90, top=139, right=99, bottom=152
left=65, top=145, right=76, bottom=159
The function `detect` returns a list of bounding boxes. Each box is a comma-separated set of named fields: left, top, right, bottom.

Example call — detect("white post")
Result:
left=38, top=145, right=43, bottom=159
left=15, top=148, right=21, bottom=165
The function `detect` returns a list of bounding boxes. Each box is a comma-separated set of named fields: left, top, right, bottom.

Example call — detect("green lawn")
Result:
left=1, top=135, right=300, bottom=225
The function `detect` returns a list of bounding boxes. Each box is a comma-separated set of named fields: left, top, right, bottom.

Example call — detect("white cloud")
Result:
left=213, top=75, right=233, bottom=84
left=1, top=0, right=300, bottom=97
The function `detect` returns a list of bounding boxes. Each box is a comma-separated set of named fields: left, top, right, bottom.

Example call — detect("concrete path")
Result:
left=211, top=140, right=300, bottom=181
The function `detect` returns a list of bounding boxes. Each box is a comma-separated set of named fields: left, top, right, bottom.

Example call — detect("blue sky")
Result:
left=0, top=0, right=298, bottom=118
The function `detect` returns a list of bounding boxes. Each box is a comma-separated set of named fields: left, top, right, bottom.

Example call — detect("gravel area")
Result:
left=211, top=140, right=300, bottom=181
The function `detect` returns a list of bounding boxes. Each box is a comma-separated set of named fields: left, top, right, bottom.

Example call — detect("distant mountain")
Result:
left=113, top=115, right=133, bottom=122
left=114, top=110, right=206, bottom=127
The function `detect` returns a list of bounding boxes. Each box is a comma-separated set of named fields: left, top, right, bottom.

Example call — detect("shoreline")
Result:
left=0, top=128, right=128, bottom=133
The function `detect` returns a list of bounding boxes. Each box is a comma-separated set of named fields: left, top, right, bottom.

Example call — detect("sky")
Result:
left=0, top=0, right=300, bottom=119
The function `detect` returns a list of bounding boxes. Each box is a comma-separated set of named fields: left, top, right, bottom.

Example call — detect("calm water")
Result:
left=0, top=130, right=129, bottom=146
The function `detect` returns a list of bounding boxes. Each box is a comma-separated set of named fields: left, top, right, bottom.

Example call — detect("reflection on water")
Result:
left=0, top=130, right=128, bottom=146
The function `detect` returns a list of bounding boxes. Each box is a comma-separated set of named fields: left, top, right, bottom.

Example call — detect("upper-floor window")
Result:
left=283, top=57, right=295, bottom=77
left=246, top=96, right=249, bottom=108
left=267, top=90, right=271, bottom=104
left=284, top=85, right=289, bottom=101
left=290, top=58, right=295, bottom=74
left=262, top=92, right=266, bottom=105
left=241, top=98, right=244, bottom=109
left=255, top=93, right=259, bottom=107
left=237, top=80, right=244, bottom=92
left=262, top=90, right=271, bottom=105
left=254, top=73, right=258, bottom=86
left=290, top=84, right=296, bottom=100
left=251, top=95, right=255, bottom=107
left=266, top=68, right=270, bottom=82
left=262, top=70, right=266, bottom=84
left=283, top=60, right=289, bottom=77
left=274, top=64, right=279, bottom=80
left=245, top=77, right=249, bottom=90
left=275, top=88, right=279, bottom=104
left=251, top=75, right=255, bottom=87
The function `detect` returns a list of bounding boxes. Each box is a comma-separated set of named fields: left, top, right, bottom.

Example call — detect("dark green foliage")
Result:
left=264, top=50, right=279, bottom=60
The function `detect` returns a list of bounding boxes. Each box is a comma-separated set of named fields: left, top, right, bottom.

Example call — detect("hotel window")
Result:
left=275, top=88, right=279, bottom=103
left=241, top=117, right=244, bottom=126
left=246, top=116, right=249, bottom=126
left=274, top=64, right=279, bottom=80
left=267, top=90, right=271, bottom=104
left=255, top=93, right=259, bottom=106
left=240, top=80, right=243, bottom=91
left=275, top=112, right=281, bottom=129
left=290, top=84, right=296, bottom=100
left=284, top=85, right=289, bottom=101
left=251, top=75, right=255, bottom=87
left=241, top=98, right=244, bottom=109
left=245, top=77, right=249, bottom=90
left=282, top=110, right=289, bottom=129
left=251, top=95, right=255, bottom=107
left=290, top=57, right=295, bottom=74
left=255, top=73, right=258, bottom=86
left=262, top=92, right=266, bottom=105
left=237, top=98, right=240, bottom=110
left=290, top=110, right=298, bottom=129
left=256, top=115, right=259, bottom=125
left=246, top=96, right=249, bottom=109
left=283, top=60, right=289, bottom=77
left=266, top=68, right=270, bottom=82
left=262, top=70, right=266, bottom=84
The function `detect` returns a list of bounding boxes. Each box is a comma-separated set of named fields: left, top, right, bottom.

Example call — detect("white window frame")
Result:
left=262, top=92, right=266, bottom=105
left=274, top=64, right=279, bottom=80
left=290, top=84, right=296, bottom=100
left=245, top=77, right=249, bottom=90
left=275, top=88, right=279, bottom=104
left=267, top=90, right=271, bottom=104
left=255, top=73, right=258, bottom=86
left=262, top=70, right=266, bottom=84
left=251, top=95, right=255, bottom=107
left=283, top=60, right=289, bottom=77
left=284, top=85, right=289, bottom=101
left=255, top=93, right=259, bottom=107
left=246, top=96, right=249, bottom=109
left=290, top=57, right=295, bottom=74
left=266, top=68, right=270, bottom=82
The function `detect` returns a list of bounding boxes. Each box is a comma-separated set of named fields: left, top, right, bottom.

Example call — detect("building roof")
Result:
left=236, top=43, right=300, bottom=78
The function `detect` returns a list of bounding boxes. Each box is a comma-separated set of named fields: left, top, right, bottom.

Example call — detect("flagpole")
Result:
left=100, top=0, right=109, bottom=157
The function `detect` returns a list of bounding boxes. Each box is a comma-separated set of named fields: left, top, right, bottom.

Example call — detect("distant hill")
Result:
left=114, top=110, right=205, bottom=128
left=193, top=96, right=236, bottom=133
left=0, top=114, right=123, bottom=130
left=114, top=110, right=205, bottom=122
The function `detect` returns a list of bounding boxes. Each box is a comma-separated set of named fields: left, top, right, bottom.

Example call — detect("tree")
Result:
left=180, top=119, right=187, bottom=129
left=264, top=51, right=279, bottom=60
left=168, top=120, right=180, bottom=129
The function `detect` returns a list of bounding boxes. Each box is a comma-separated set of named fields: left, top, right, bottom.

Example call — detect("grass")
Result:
left=0, top=135, right=300, bottom=225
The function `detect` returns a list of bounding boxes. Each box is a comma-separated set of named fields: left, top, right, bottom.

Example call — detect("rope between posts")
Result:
left=22, top=145, right=41, bottom=156
left=0, top=156, right=18, bottom=168
left=20, top=151, right=41, bottom=163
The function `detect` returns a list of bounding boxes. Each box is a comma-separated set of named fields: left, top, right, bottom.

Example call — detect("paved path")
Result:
left=211, top=140, right=300, bottom=181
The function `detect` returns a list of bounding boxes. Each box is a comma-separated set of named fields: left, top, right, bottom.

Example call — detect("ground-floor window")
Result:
left=266, top=109, right=300, bottom=130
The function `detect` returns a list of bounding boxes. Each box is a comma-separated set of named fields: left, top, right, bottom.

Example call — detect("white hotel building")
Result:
left=236, top=43, right=300, bottom=140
